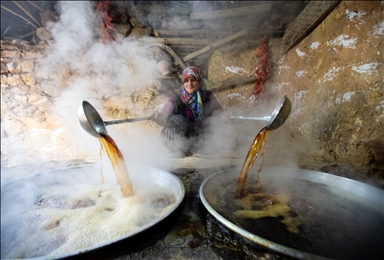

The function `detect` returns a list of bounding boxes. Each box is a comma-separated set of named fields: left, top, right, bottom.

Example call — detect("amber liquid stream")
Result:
left=100, top=134, right=134, bottom=197
left=98, top=138, right=105, bottom=197
left=236, top=127, right=271, bottom=198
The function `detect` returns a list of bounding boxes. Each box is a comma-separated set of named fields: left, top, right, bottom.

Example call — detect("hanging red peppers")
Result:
left=96, top=0, right=117, bottom=44
left=253, top=36, right=272, bottom=96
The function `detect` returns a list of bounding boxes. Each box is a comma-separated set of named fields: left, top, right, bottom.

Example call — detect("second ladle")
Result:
left=229, top=95, right=292, bottom=130
left=78, top=100, right=154, bottom=138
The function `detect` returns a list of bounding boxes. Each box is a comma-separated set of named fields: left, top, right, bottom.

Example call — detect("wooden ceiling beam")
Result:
left=190, top=3, right=272, bottom=20
left=139, top=36, right=209, bottom=46
left=281, top=0, right=341, bottom=55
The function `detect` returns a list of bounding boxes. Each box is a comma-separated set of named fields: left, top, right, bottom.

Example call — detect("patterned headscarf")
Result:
left=179, top=66, right=206, bottom=121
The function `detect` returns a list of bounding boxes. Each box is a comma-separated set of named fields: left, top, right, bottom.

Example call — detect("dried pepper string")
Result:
left=95, top=1, right=116, bottom=94
left=253, top=36, right=272, bottom=96
left=96, top=0, right=116, bottom=44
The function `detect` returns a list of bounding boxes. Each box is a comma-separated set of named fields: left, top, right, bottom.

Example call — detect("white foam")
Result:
left=1, top=182, right=176, bottom=259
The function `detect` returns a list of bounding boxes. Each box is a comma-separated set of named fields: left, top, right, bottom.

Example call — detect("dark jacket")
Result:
left=155, top=90, right=222, bottom=129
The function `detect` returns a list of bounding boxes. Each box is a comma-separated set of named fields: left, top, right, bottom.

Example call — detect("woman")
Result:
left=154, top=66, right=222, bottom=157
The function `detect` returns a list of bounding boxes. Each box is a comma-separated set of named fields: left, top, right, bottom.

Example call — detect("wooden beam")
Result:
left=167, top=45, right=203, bottom=50
left=1, top=4, right=38, bottom=29
left=190, top=3, right=272, bottom=20
left=208, top=76, right=258, bottom=92
left=27, top=0, right=43, bottom=12
left=281, top=1, right=341, bottom=55
left=154, top=28, right=285, bottom=39
left=139, top=36, right=209, bottom=46
left=13, top=1, right=42, bottom=27
left=154, top=29, right=235, bottom=37
left=139, top=4, right=190, bottom=16
left=182, top=29, right=248, bottom=62
left=219, top=39, right=263, bottom=55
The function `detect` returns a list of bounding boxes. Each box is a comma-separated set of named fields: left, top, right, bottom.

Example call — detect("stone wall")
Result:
left=0, top=39, right=168, bottom=168
left=0, top=40, right=70, bottom=167
left=277, top=1, right=383, bottom=180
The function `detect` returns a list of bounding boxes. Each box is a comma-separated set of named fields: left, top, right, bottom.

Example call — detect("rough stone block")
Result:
left=23, top=51, right=41, bottom=59
left=1, top=62, right=9, bottom=74
left=36, top=27, right=52, bottom=42
left=129, top=17, right=145, bottom=28
left=2, top=74, right=21, bottom=86
left=20, top=60, right=35, bottom=73
left=28, top=94, right=49, bottom=105
left=21, top=73, right=35, bottom=86
left=1, top=50, right=20, bottom=58
left=21, top=42, right=46, bottom=52
left=104, top=95, right=135, bottom=110
left=11, top=85, right=30, bottom=95
left=6, top=62, right=18, bottom=73
left=0, top=44, right=19, bottom=51
left=129, top=27, right=152, bottom=38
left=114, top=24, right=132, bottom=37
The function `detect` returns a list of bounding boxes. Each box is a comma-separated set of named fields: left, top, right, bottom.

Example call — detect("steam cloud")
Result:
left=35, top=1, right=167, bottom=170
left=34, top=1, right=236, bottom=170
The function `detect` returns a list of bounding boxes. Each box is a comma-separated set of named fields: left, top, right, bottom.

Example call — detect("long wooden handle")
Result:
left=229, top=116, right=270, bottom=121
left=104, top=115, right=154, bottom=126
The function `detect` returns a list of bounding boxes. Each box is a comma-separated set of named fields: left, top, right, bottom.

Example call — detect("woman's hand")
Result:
left=153, top=111, right=166, bottom=125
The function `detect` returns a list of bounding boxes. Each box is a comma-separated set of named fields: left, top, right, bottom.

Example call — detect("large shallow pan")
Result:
left=200, top=166, right=384, bottom=260
left=1, top=163, right=185, bottom=259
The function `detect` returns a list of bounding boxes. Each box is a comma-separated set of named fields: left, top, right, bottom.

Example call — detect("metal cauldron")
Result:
left=200, top=166, right=384, bottom=260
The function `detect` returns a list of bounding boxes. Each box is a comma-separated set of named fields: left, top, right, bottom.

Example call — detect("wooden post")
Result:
left=281, top=1, right=341, bottom=55
left=190, top=3, right=272, bottom=20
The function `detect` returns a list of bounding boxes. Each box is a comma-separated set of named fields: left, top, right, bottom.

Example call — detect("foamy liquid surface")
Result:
left=1, top=182, right=176, bottom=259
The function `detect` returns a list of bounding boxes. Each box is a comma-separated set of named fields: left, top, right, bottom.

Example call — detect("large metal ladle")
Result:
left=78, top=100, right=154, bottom=138
left=229, top=95, right=292, bottom=130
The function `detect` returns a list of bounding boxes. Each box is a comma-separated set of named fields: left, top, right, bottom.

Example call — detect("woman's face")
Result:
left=183, top=76, right=200, bottom=94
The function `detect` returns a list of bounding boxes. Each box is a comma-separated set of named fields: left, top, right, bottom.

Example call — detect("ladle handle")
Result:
left=104, top=115, right=154, bottom=126
left=229, top=116, right=270, bottom=122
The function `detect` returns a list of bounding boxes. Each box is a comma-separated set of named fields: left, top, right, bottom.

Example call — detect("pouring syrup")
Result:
left=236, top=127, right=271, bottom=198
left=98, top=138, right=105, bottom=197
left=99, top=134, right=134, bottom=197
